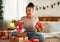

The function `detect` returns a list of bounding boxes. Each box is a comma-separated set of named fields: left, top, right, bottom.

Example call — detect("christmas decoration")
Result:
left=36, top=6, right=38, bottom=10
left=0, top=30, right=11, bottom=40
left=0, top=1, right=2, bottom=5
left=0, top=10, right=3, bottom=13
left=39, top=7, right=41, bottom=9
left=47, top=6, right=49, bottom=8
left=35, top=1, right=60, bottom=10
left=36, top=22, right=43, bottom=31
left=54, top=3, right=56, bottom=6
left=57, top=1, right=60, bottom=5
left=43, top=6, right=45, bottom=9
left=16, top=21, right=23, bottom=33
left=51, top=4, right=53, bottom=8
left=0, top=0, right=3, bottom=30
left=29, top=39, right=39, bottom=42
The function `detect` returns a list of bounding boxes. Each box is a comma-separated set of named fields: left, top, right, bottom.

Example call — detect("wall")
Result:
left=27, top=0, right=60, bottom=17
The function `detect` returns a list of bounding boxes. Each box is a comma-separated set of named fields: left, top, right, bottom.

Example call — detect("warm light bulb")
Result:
left=9, top=22, right=15, bottom=28
left=43, top=18, right=46, bottom=21
left=10, top=23, right=15, bottom=27
left=58, top=19, right=60, bottom=22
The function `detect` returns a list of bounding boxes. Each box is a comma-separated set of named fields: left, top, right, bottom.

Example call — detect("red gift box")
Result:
left=0, top=36, right=9, bottom=40
left=29, top=39, right=39, bottom=42
left=37, top=22, right=43, bottom=31
left=0, top=30, right=11, bottom=40
left=16, top=21, right=23, bottom=33
left=0, top=32, right=3, bottom=37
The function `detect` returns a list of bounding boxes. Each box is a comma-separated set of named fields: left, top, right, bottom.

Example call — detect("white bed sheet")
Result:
left=37, top=32, right=60, bottom=38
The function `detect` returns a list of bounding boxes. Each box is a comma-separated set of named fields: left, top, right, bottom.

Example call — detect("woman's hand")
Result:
left=36, top=22, right=43, bottom=32
left=35, top=25, right=41, bottom=32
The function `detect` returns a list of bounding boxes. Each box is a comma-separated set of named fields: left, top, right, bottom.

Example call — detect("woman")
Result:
left=21, top=2, right=45, bottom=42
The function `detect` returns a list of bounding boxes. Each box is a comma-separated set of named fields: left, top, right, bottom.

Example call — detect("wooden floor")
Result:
left=0, top=37, right=60, bottom=42
left=0, top=40, right=9, bottom=42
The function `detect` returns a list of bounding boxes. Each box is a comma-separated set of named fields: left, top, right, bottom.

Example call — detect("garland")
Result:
left=35, top=1, right=60, bottom=10
left=0, top=0, right=3, bottom=30
left=0, top=0, right=3, bottom=19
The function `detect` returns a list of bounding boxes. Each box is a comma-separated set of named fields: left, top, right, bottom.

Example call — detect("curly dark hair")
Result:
left=26, top=2, right=34, bottom=9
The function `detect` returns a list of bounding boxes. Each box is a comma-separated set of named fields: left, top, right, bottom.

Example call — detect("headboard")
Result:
left=38, top=17, right=60, bottom=22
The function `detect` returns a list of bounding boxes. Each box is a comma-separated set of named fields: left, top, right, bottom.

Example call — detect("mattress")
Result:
left=37, top=32, right=60, bottom=39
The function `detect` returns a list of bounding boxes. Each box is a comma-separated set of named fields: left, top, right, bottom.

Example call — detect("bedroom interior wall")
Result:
left=27, top=0, right=60, bottom=17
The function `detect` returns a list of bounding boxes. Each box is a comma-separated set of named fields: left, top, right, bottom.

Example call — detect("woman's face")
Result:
left=26, top=7, right=34, bottom=16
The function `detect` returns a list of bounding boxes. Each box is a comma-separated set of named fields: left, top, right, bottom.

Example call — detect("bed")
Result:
left=37, top=22, right=60, bottom=42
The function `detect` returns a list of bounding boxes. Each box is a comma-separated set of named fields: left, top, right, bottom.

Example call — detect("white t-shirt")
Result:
left=21, top=16, right=39, bottom=32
